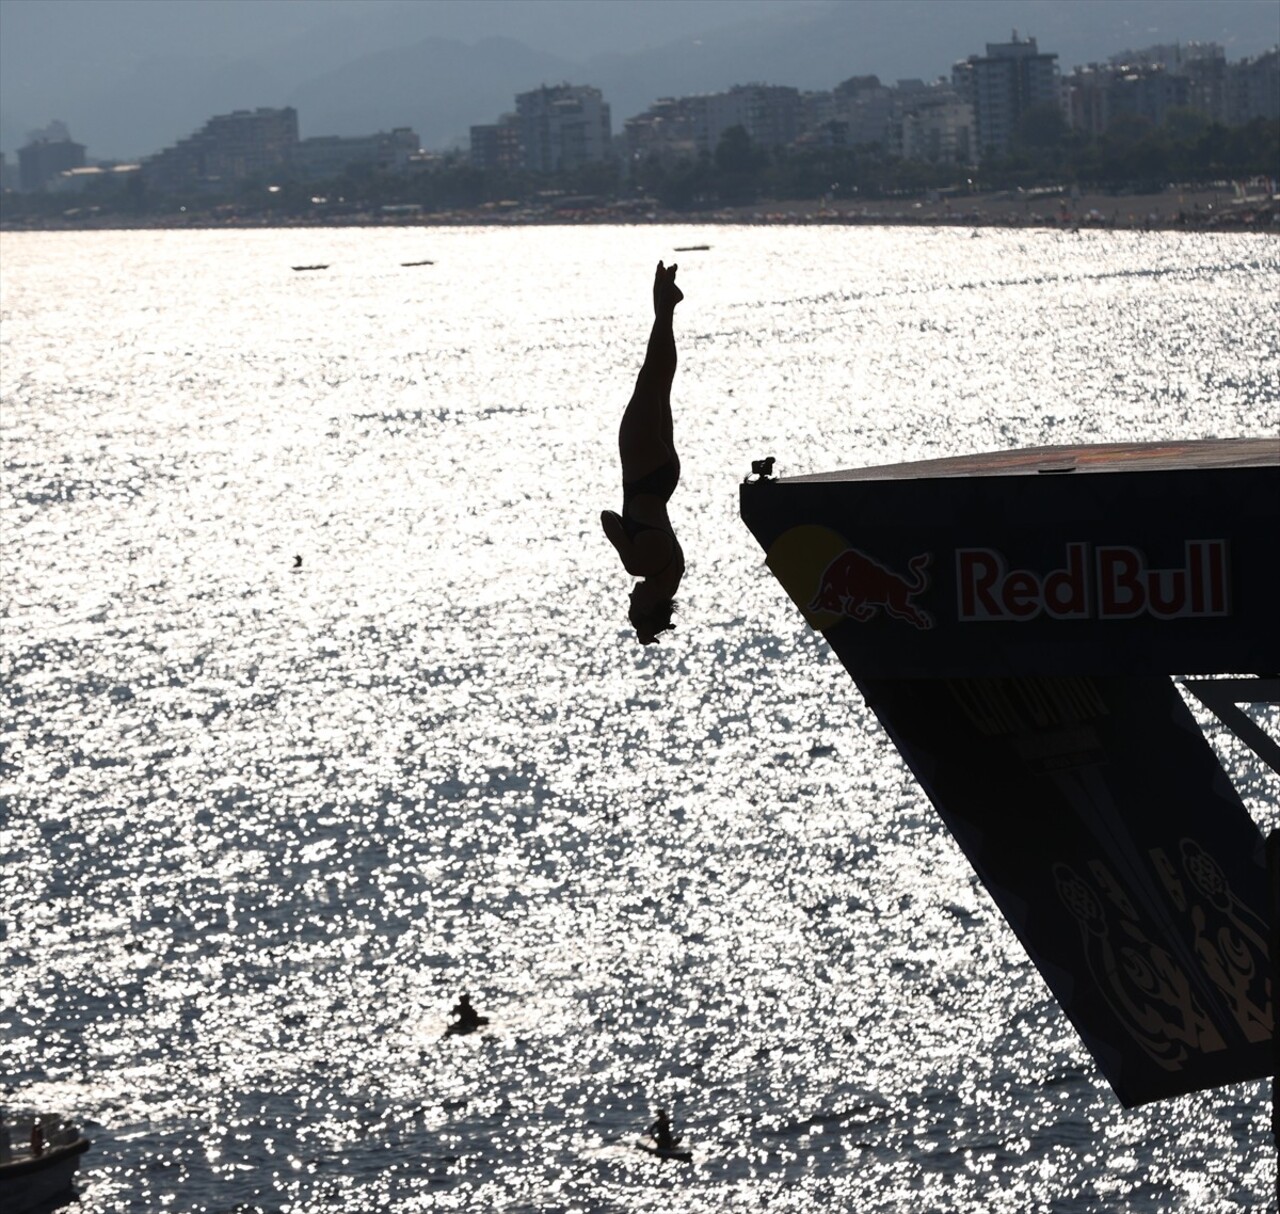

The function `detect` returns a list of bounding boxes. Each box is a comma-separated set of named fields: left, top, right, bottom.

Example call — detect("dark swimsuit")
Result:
left=621, top=460, right=679, bottom=541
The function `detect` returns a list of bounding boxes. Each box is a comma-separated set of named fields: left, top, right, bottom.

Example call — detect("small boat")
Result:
left=0, top=1137, right=91, bottom=1213
left=291, top=264, right=329, bottom=272
left=636, top=1134, right=691, bottom=1162
left=400, top=260, right=434, bottom=267
left=444, top=1016, right=490, bottom=1036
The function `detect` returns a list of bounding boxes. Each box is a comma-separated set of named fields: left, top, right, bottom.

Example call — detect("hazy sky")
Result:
left=3, top=0, right=802, bottom=81
left=5, top=0, right=1275, bottom=74
left=2, top=0, right=1276, bottom=158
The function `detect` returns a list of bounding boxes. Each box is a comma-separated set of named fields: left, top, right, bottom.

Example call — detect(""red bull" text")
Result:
left=957, top=540, right=1230, bottom=622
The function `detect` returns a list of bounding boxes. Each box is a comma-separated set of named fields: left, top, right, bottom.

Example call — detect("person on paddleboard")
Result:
left=648, top=1108, right=679, bottom=1151
left=601, top=262, right=685, bottom=645
left=450, top=992, right=482, bottom=1032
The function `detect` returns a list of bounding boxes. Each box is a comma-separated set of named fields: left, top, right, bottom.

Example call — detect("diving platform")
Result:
left=741, top=438, right=1280, bottom=1108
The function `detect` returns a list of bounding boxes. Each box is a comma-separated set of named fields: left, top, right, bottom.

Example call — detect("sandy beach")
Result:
left=2, top=184, right=1275, bottom=232
left=682, top=184, right=1278, bottom=231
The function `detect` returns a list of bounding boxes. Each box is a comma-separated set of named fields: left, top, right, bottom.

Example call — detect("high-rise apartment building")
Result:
left=1105, top=43, right=1228, bottom=123
left=953, top=33, right=1059, bottom=160
left=825, top=76, right=899, bottom=148
left=1108, top=69, right=1192, bottom=129
left=469, top=116, right=523, bottom=171
left=623, top=97, right=700, bottom=165
left=1064, top=41, right=1275, bottom=137
left=142, top=107, right=298, bottom=192
left=17, top=122, right=86, bottom=191
left=515, top=85, right=611, bottom=173
left=625, top=84, right=803, bottom=161
left=1227, top=48, right=1280, bottom=123
left=294, top=128, right=420, bottom=180
left=897, top=87, right=976, bottom=165
left=699, top=84, right=803, bottom=154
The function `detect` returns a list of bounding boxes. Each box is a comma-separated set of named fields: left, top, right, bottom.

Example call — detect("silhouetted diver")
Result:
left=601, top=262, right=685, bottom=645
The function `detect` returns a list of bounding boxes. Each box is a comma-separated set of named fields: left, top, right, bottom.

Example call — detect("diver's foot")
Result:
left=654, top=261, right=683, bottom=314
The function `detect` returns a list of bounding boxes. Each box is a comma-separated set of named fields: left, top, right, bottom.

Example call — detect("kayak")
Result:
left=444, top=1016, right=489, bottom=1036
left=636, top=1135, right=692, bottom=1162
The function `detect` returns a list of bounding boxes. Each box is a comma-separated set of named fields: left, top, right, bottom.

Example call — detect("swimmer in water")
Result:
left=601, top=262, right=685, bottom=645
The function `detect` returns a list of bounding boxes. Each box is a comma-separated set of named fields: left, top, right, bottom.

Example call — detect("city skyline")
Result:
left=9, top=30, right=1275, bottom=204
left=2, top=0, right=1277, bottom=160
left=10, top=30, right=1280, bottom=181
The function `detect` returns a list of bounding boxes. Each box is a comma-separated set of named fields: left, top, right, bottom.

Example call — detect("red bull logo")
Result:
left=768, top=528, right=1231, bottom=635
left=957, top=540, right=1230, bottom=622
left=808, top=549, right=934, bottom=630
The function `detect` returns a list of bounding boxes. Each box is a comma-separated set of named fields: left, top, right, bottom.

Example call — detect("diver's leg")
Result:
left=619, top=264, right=681, bottom=479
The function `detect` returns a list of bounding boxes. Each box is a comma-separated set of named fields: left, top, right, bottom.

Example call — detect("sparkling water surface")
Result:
left=2, top=224, right=1279, bottom=1213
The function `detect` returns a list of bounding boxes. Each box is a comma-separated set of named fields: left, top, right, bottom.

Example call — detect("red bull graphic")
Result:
left=808, top=548, right=934, bottom=630
left=958, top=540, right=1229, bottom=622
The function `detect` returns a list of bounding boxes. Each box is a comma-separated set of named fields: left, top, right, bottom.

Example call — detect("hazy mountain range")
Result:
left=1, top=0, right=1276, bottom=161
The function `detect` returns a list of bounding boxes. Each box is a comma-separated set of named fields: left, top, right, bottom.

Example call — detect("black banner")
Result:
left=859, top=674, right=1269, bottom=1106
left=740, top=442, right=1279, bottom=1104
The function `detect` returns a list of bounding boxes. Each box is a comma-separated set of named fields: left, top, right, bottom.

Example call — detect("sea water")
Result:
left=2, top=224, right=1278, bottom=1213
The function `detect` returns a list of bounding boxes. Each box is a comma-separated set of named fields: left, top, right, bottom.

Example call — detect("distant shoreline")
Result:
left=2, top=188, right=1275, bottom=234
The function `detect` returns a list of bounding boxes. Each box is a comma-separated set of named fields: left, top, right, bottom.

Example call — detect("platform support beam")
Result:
left=1268, top=829, right=1280, bottom=1208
